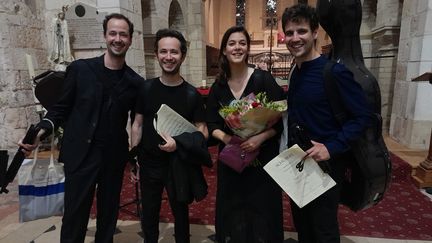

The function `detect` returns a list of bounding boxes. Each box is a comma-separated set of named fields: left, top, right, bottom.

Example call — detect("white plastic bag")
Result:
left=18, top=134, right=64, bottom=222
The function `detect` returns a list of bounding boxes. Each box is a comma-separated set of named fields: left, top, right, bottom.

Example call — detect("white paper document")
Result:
left=153, top=104, right=197, bottom=137
left=264, top=144, right=336, bottom=208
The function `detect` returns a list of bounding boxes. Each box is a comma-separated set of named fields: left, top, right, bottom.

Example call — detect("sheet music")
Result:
left=153, top=104, right=197, bottom=137
left=264, top=144, right=336, bottom=208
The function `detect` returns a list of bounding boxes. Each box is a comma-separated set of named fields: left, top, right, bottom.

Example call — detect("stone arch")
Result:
left=169, top=0, right=185, bottom=32
left=141, top=0, right=205, bottom=86
left=141, top=0, right=155, bottom=34
left=168, top=0, right=190, bottom=81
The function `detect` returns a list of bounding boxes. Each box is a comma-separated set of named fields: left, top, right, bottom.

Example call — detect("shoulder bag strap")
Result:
left=323, top=60, right=348, bottom=125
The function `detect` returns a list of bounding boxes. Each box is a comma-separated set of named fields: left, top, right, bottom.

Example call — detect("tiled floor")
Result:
left=1, top=135, right=431, bottom=243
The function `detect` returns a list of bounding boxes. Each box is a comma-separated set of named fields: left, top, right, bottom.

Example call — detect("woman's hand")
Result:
left=265, top=114, right=282, bottom=129
left=211, top=129, right=232, bottom=145
left=222, top=134, right=232, bottom=145
left=225, top=113, right=242, bottom=129
left=240, top=134, right=265, bottom=153
left=158, top=133, right=176, bottom=152
left=239, top=127, right=276, bottom=153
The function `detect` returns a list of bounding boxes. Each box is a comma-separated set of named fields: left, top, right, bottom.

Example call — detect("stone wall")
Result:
left=367, top=0, right=400, bottom=133
left=0, top=1, right=49, bottom=153
left=142, top=0, right=206, bottom=86
left=0, top=0, right=145, bottom=154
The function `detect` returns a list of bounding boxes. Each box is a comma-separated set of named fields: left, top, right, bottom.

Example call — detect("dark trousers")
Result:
left=291, top=184, right=341, bottom=243
left=60, top=145, right=126, bottom=243
left=290, top=158, right=347, bottom=243
left=139, top=173, right=190, bottom=243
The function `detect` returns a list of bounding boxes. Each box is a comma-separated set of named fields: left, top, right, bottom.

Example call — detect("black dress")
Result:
left=206, top=69, right=285, bottom=242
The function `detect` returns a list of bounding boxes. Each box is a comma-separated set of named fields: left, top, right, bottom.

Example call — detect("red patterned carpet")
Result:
left=93, top=150, right=432, bottom=241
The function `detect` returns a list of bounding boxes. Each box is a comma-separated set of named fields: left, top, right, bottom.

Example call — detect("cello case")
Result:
left=317, top=0, right=392, bottom=211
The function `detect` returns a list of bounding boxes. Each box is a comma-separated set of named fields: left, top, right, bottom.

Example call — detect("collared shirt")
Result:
left=287, top=55, right=371, bottom=156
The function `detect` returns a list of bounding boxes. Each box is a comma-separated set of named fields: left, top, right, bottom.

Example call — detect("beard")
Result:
left=107, top=42, right=129, bottom=58
left=107, top=47, right=127, bottom=57
left=160, top=63, right=182, bottom=75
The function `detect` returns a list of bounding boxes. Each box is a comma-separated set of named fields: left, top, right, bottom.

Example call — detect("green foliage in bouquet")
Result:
left=219, top=92, right=286, bottom=118
left=255, top=92, right=286, bottom=111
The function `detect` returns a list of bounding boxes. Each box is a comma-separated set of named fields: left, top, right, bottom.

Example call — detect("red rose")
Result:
left=252, top=102, right=260, bottom=108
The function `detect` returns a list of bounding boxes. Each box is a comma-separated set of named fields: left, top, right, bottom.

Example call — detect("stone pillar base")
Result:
left=412, top=162, right=432, bottom=188
left=412, top=129, right=432, bottom=188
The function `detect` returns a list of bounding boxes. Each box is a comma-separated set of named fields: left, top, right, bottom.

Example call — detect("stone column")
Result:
left=390, top=0, right=432, bottom=149
left=185, top=0, right=206, bottom=87
left=369, top=0, right=401, bottom=133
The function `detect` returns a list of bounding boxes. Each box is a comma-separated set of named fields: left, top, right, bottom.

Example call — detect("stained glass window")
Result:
left=236, top=0, right=246, bottom=26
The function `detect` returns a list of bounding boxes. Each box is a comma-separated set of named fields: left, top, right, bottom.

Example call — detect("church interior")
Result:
left=0, top=0, right=431, bottom=242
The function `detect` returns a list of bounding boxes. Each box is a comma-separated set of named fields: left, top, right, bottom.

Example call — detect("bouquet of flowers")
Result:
left=219, top=92, right=287, bottom=139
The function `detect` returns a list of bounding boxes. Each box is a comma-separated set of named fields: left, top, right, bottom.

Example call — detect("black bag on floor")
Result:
left=323, top=61, right=392, bottom=211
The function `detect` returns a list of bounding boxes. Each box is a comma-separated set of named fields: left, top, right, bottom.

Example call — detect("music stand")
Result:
left=412, top=72, right=432, bottom=84
left=411, top=72, right=432, bottom=188
left=119, top=162, right=141, bottom=218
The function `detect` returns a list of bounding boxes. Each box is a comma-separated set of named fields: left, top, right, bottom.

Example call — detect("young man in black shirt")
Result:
left=130, top=29, right=209, bottom=243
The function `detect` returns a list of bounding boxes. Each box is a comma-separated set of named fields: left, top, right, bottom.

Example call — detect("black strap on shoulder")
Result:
left=142, top=78, right=155, bottom=98
left=323, top=60, right=348, bottom=125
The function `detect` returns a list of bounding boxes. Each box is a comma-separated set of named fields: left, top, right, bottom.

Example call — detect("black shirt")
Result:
left=93, top=66, right=125, bottom=146
left=135, top=78, right=206, bottom=168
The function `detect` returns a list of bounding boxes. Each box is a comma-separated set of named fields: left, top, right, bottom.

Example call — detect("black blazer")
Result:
left=168, top=132, right=212, bottom=204
left=42, top=55, right=143, bottom=173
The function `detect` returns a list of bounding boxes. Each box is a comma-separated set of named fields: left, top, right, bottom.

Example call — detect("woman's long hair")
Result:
left=217, top=26, right=251, bottom=83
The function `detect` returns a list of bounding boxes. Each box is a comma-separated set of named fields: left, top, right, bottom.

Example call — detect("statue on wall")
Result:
left=49, top=5, right=74, bottom=70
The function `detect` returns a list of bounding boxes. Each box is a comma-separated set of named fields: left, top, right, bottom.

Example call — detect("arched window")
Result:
left=236, top=0, right=246, bottom=26
left=264, top=0, right=277, bottom=29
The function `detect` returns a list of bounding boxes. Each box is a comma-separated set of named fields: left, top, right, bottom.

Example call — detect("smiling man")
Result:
left=282, top=4, right=371, bottom=243
left=130, top=29, right=209, bottom=243
left=19, top=13, right=143, bottom=243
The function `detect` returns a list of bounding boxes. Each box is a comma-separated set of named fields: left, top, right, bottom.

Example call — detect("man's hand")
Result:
left=17, top=129, right=45, bottom=157
left=129, top=162, right=139, bottom=183
left=305, top=141, right=330, bottom=162
left=128, top=146, right=139, bottom=162
left=158, top=133, right=176, bottom=152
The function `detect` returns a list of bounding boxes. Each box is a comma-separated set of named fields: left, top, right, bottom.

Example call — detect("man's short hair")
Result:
left=282, top=4, right=319, bottom=33
left=103, top=13, right=134, bottom=38
left=154, top=29, right=188, bottom=56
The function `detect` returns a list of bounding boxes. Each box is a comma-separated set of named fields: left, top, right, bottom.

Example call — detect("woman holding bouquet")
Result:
left=206, top=26, right=285, bottom=242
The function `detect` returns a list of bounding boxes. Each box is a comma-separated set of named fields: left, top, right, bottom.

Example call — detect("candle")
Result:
left=201, top=79, right=207, bottom=88
left=26, top=54, right=44, bottom=113
left=26, top=54, right=35, bottom=78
